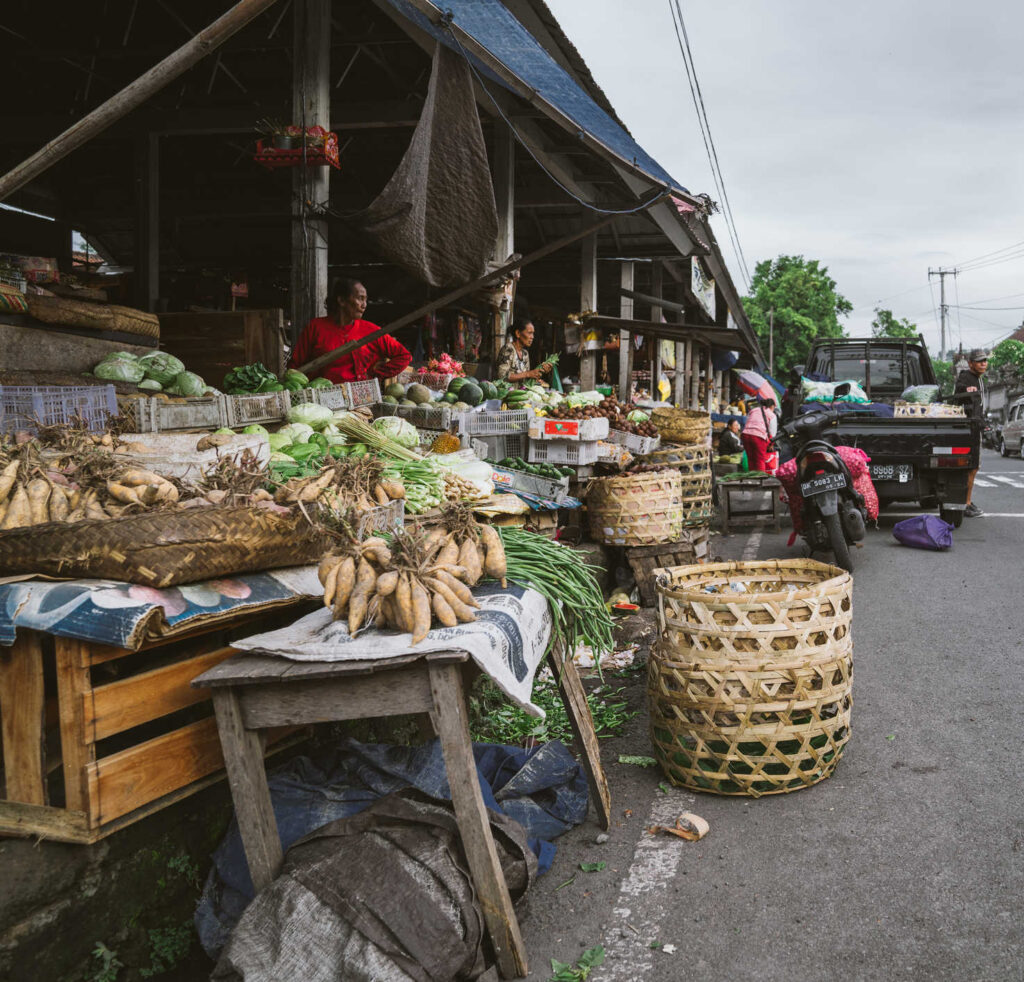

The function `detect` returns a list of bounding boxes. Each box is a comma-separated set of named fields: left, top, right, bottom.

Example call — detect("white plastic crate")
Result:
left=472, top=433, right=528, bottom=462
left=490, top=465, right=570, bottom=503
left=528, top=415, right=609, bottom=442
left=371, top=402, right=455, bottom=430
left=461, top=408, right=531, bottom=436
left=118, top=395, right=228, bottom=433
left=1, top=384, right=117, bottom=436
left=606, top=428, right=660, bottom=454
left=528, top=439, right=600, bottom=466
left=345, top=378, right=382, bottom=407
left=223, top=390, right=292, bottom=427
left=356, top=498, right=404, bottom=539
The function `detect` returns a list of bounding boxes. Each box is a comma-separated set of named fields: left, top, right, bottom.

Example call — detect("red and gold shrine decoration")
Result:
left=254, top=126, right=340, bottom=171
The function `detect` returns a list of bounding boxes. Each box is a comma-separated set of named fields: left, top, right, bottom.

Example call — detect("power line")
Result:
left=952, top=304, right=1024, bottom=311
left=954, top=237, right=1024, bottom=271
left=667, top=0, right=750, bottom=290
left=869, top=282, right=933, bottom=306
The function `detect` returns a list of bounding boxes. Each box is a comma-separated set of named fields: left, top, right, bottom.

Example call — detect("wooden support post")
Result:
left=289, top=0, right=330, bottom=344
left=0, top=633, right=47, bottom=805
left=579, top=229, right=598, bottom=391
left=55, top=639, right=93, bottom=816
left=491, top=122, right=515, bottom=365
left=688, top=342, right=700, bottom=409
left=705, top=346, right=715, bottom=412
left=134, top=132, right=159, bottom=312
left=674, top=342, right=686, bottom=406
left=618, top=261, right=634, bottom=402
left=212, top=689, right=283, bottom=893
left=429, top=663, right=528, bottom=979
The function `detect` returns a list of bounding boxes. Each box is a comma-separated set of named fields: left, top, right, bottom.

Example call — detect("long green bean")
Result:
left=497, top=528, right=614, bottom=659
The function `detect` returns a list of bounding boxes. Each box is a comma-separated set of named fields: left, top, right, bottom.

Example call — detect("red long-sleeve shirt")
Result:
left=289, top=317, right=412, bottom=384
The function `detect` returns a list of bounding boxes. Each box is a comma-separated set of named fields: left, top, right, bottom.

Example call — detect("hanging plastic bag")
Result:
left=550, top=363, right=563, bottom=393
left=892, top=515, right=954, bottom=550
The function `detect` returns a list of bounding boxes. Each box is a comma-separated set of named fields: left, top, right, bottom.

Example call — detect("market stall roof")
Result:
left=376, top=0, right=689, bottom=198
left=585, top=315, right=761, bottom=361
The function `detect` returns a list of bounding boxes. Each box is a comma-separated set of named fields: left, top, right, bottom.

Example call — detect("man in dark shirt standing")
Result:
left=953, top=348, right=989, bottom=517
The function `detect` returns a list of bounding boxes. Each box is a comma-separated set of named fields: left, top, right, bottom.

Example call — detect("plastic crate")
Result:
left=490, top=465, right=570, bottom=503
left=0, top=384, right=118, bottom=436
left=416, top=371, right=455, bottom=390
left=472, top=433, right=528, bottom=462
left=528, top=415, right=609, bottom=442
left=223, top=390, right=292, bottom=427
left=461, top=408, right=531, bottom=436
left=528, top=439, right=600, bottom=466
left=607, top=429, right=661, bottom=454
left=356, top=498, right=404, bottom=538
left=345, top=378, right=382, bottom=407
left=289, top=385, right=350, bottom=411
left=120, top=395, right=227, bottom=433
left=370, top=401, right=455, bottom=430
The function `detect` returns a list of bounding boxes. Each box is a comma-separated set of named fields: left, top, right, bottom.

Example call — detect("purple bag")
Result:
left=892, top=515, right=954, bottom=550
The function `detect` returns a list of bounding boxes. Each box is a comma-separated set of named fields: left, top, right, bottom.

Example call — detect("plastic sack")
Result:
left=900, top=384, right=940, bottom=404
left=892, top=515, right=953, bottom=550
left=801, top=377, right=870, bottom=404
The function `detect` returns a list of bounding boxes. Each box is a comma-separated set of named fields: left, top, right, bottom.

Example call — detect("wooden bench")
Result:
left=193, top=644, right=611, bottom=980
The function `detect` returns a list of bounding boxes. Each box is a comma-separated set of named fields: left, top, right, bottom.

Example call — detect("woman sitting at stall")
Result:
left=290, top=277, right=412, bottom=384
left=495, top=320, right=552, bottom=383
left=741, top=398, right=778, bottom=473
left=718, top=419, right=744, bottom=456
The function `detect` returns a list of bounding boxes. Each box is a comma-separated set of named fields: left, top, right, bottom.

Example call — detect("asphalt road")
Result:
left=519, top=447, right=1024, bottom=982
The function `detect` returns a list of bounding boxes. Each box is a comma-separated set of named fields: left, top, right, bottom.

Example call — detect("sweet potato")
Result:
left=479, top=524, right=507, bottom=587
left=318, top=555, right=339, bottom=585
left=122, top=469, right=164, bottom=487
left=348, top=558, right=378, bottom=634
left=106, top=481, right=142, bottom=506
left=380, top=481, right=405, bottom=500
left=322, top=563, right=341, bottom=609
left=431, top=569, right=479, bottom=608
left=1, top=485, right=31, bottom=530
left=457, top=537, right=482, bottom=586
left=395, top=573, right=414, bottom=633
left=376, top=570, right=399, bottom=597
left=373, top=484, right=390, bottom=506
left=410, top=579, right=432, bottom=644
left=421, top=528, right=448, bottom=562
left=334, top=556, right=357, bottom=614
left=435, top=534, right=460, bottom=568
left=360, top=538, right=392, bottom=566
left=48, top=485, right=69, bottom=522
left=0, top=460, right=19, bottom=504
left=424, top=577, right=476, bottom=623
left=26, top=479, right=51, bottom=525
left=431, top=589, right=458, bottom=628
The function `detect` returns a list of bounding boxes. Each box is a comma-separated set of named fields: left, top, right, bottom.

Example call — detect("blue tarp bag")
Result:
left=893, top=515, right=954, bottom=550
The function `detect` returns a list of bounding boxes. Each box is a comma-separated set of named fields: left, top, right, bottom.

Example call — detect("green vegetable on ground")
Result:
left=223, top=362, right=279, bottom=394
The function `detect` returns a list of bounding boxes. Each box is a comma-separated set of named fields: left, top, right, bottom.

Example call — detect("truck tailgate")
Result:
left=833, top=416, right=979, bottom=467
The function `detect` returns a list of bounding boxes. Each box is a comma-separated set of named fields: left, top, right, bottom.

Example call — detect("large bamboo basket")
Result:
left=0, top=506, right=329, bottom=588
left=651, top=408, right=711, bottom=446
left=587, top=469, right=682, bottom=546
left=648, top=559, right=853, bottom=797
left=26, top=296, right=160, bottom=339
left=641, top=443, right=710, bottom=477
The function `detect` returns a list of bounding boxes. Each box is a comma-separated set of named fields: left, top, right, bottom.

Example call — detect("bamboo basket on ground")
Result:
left=0, top=506, right=328, bottom=587
left=648, top=559, right=853, bottom=797
left=587, top=469, right=682, bottom=546
left=651, top=408, right=710, bottom=446
left=26, top=296, right=160, bottom=339
left=640, top=442, right=710, bottom=477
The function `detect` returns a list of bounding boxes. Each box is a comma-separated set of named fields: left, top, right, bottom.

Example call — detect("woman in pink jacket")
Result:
left=741, top=399, right=778, bottom=473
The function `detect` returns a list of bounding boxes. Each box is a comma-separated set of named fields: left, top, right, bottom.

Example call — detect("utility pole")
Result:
left=768, top=307, right=774, bottom=374
left=928, top=267, right=958, bottom=360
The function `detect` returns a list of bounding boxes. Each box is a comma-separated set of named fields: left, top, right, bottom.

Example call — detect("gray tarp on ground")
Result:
left=355, top=43, right=498, bottom=287
left=212, top=791, right=534, bottom=982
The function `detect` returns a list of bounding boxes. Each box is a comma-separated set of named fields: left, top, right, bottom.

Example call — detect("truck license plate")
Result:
left=800, top=473, right=846, bottom=496
left=871, top=463, right=913, bottom=483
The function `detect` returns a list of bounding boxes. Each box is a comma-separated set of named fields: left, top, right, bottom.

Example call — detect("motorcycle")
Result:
left=775, top=405, right=868, bottom=572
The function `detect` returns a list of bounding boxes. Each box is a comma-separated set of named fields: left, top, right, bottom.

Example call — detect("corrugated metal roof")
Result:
left=380, top=0, right=685, bottom=194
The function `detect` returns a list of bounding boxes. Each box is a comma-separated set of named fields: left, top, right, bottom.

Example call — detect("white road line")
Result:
left=598, top=790, right=697, bottom=982
left=884, top=512, right=1024, bottom=518
left=973, top=479, right=996, bottom=487
left=987, top=475, right=1024, bottom=488
left=741, top=530, right=763, bottom=561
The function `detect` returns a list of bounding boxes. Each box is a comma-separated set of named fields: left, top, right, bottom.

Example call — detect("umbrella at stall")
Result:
left=732, top=368, right=782, bottom=406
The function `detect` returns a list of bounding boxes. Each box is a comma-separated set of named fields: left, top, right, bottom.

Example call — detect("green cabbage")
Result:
left=138, top=378, right=163, bottom=391
left=267, top=432, right=292, bottom=452
left=94, top=359, right=146, bottom=383
left=627, top=410, right=649, bottom=423
left=138, top=351, right=185, bottom=386
left=242, top=424, right=269, bottom=437
left=172, top=371, right=207, bottom=397
left=100, top=351, right=140, bottom=364
left=287, top=403, right=335, bottom=430
left=372, top=416, right=418, bottom=448
left=277, top=423, right=314, bottom=444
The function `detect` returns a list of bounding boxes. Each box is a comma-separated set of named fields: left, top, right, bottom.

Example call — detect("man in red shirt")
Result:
left=290, top=278, right=412, bottom=384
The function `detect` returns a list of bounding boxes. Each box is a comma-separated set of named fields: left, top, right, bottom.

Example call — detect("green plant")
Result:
left=88, top=942, right=123, bottom=982
left=549, top=945, right=605, bottom=981
left=139, top=923, right=192, bottom=978
left=165, top=852, right=201, bottom=890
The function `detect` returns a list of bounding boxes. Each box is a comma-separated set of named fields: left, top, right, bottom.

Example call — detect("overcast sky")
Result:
left=545, top=0, right=1024, bottom=359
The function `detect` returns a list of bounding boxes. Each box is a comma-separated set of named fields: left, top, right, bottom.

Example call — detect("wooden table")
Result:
left=193, top=644, right=611, bottom=980
left=717, top=476, right=783, bottom=534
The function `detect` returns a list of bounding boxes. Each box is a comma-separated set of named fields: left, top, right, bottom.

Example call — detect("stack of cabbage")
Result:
left=93, top=351, right=212, bottom=397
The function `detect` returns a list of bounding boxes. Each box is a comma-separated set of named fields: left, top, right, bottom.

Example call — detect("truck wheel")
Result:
left=939, top=505, right=964, bottom=529
left=824, top=511, right=853, bottom=572
left=1000, top=437, right=1009, bottom=458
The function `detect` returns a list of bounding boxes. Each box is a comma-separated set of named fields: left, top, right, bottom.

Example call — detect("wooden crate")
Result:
left=625, top=529, right=711, bottom=607
left=0, top=607, right=312, bottom=843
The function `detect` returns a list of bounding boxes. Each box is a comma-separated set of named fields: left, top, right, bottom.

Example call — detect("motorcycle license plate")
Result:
left=800, top=473, right=846, bottom=496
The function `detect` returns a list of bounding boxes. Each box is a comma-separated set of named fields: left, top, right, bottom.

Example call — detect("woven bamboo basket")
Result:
left=26, top=296, right=160, bottom=339
left=651, top=408, right=711, bottom=446
left=648, top=559, right=853, bottom=797
left=587, top=469, right=683, bottom=546
left=679, top=486, right=714, bottom=527
left=641, top=443, right=710, bottom=477
left=0, top=506, right=329, bottom=588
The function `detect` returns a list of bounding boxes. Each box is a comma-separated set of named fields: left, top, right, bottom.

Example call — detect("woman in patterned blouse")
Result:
left=495, top=321, right=552, bottom=383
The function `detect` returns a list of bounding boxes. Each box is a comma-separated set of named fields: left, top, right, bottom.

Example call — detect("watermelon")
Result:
left=385, top=382, right=406, bottom=399
left=443, top=391, right=459, bottom=404
left=407, top=383, right=432, bottom=405
left=480, top=380, right=498, bottom=400
left=447, top=377, right=467, bottom=396
left=459, top=381, right=483, bottom=407
left=382, top=395, right=399, bottom=405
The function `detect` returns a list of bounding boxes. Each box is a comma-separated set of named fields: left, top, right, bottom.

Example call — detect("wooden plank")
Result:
left=212, top=689, right=283, bottom=893
left=86, top=716, right=226, bottom=825
left=87, top=647, right=234, bottom=742
left=238, top=667, right=435, bottom=729
left=547, top=646, right=612, bottom=831
left=0, top=800, right=91, bottom=842
left=618, top=261, right=634, bottom=403
left=244, top=309, right=286, bottom=375
left=0, top=633, right=47, bottom=805
left=429, top=663, right=528, bottom=979
left=579, top=229, right=598, bottom=392
left=54, top=637, right=94, bottom=816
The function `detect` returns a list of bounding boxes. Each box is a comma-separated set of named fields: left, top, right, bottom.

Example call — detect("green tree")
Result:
left=988, top=338, right=1024, bottom=379
left=932, top=359, right=955, bottom=396
left=870, top=307, right=918, bottom=339
left=742, top=255, right=852, bottom=378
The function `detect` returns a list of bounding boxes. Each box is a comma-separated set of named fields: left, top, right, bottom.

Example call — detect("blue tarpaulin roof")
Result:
left=382, top=0, right=686, bottom=194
